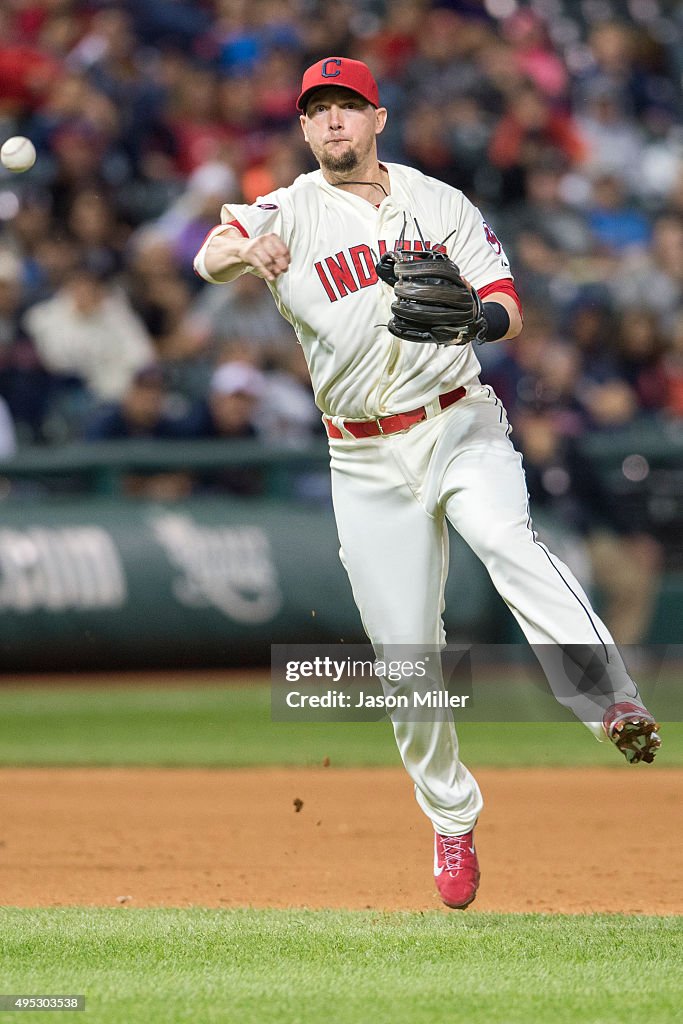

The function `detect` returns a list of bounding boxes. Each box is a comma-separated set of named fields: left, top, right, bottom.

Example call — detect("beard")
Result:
left=319, top=145, right=359, bottom=174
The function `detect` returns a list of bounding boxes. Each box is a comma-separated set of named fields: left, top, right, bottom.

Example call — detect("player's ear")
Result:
left=375, top=107, right=387, bottom=136
left=299, top=114, right=309, bottom=143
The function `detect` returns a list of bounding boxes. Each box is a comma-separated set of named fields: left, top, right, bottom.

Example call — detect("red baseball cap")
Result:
left=297, top=57, right=380, bottom=113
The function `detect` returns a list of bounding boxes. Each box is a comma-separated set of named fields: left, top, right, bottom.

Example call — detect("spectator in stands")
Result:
left=70, top=6, right=169, bottom=173
left=483, top=304, right=585, bottom=436
left=364, top=0, right=421, bottom=80
left=609, top=212, right=683, bottom=332
left=513, top=399, right=662, bottom=647
left=129, top=0, right=212, bottom=49
left=84, top=364, right=183, bottom=440
left=488, top=81, right=586, bottom=203
left=256, top=345, right=321, bottom=446
left=0, top=10, right=63, bottom=115
left=23, top=233, right=82, bottom=309
left=184, top=361, right=266, bottom=495
left=84, top=364, right=190, bottom=499
left=213, top=3, right=270, bottom=75
left=188, top=269, right=297, bottom=362
left=35, top=80, right=126, bottom=221
left=0, top=0, right=679, bottom=481
left=298, top=3, right=355, bottom=67
left=483, top=303, right=557, bottom=412
left=405, top=7, right=490, bottom=108
left=562, top=294, right=640, bottom=430
left=564, top=292, right=619, bottom=383
left=125, top=228, right=211, bottom=404
left=253, top=48, right=301, bottom=131
left=504, top=228, right=569, bottom=320
left=214, top=72, right=264, bottom=173
left=126, top=227, right=186, bottom=340
left=613, top=309, right=668, bottom=414
left=575, top=77, right=645, bottom=191
left=586, top=171, right=651, bottom=253
left=239, top=135, right=307, bottom=206
left=66, top=189, right=127, bottom=276
left=579, top=374, right=639, bottom=432
left=154, top=160, right=238, bottom=275
left=575, top=20, right=662, bottom=121
left=23, top=258, right=155, bottom=405
left=402, top=99, right=459, bottom=188
left=513, top=156, right=594, bottom=258
left=187, top=361, right=264, bottom=440
left=501, top=8, right=568, bottom=101
left=164, top=62, right=229, bottom=175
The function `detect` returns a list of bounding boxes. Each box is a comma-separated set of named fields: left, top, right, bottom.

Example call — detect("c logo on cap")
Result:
left=322, top=59, right=342, bottom=78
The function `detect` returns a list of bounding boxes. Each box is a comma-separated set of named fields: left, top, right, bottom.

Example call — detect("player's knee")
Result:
left=468, top=518, right=529, bottom=567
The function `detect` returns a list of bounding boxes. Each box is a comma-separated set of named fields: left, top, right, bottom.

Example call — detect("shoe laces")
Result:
left=441, top=834, right=470, bottom=873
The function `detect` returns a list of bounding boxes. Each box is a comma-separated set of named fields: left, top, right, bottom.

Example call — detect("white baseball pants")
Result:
left=329, top=384, right=638, bottom=835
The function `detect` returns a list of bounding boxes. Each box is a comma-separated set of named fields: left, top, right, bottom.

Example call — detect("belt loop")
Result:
left=424, top=397, right=441, bottom=420
left=330, top=415, right=356, bottom=440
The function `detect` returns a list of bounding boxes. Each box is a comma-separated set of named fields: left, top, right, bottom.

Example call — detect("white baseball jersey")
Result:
left=194, top=156, right=647, bottom=849
left=194, top=162, right=515, bottom=420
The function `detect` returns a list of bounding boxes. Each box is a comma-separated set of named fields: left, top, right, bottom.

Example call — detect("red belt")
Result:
left=324, top=386, right=466, bottom=440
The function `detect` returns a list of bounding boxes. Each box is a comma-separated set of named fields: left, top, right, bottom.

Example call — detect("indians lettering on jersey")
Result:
left=314, top=238, right=447, bottom=303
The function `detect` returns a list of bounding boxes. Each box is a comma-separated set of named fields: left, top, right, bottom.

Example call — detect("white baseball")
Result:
left=1, top=136, right=37, bottom=173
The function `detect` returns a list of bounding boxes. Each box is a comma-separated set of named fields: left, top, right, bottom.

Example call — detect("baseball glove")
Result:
left=376, top=250, right=487, bottom=346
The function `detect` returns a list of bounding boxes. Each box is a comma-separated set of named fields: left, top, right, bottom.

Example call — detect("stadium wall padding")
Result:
left=0, top=498, right=501, bottom=671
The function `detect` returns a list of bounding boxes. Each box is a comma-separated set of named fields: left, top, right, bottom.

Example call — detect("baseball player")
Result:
left=194, top=58, right=661, bottom=909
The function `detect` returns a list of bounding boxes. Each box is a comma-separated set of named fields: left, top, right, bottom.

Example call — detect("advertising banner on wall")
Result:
left=0, top=498, right=499, bottom=671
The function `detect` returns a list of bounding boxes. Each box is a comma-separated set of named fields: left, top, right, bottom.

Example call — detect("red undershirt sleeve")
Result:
left=478, top=278, right=523, bottom=318
left=225, top=218, right=249, bottom=238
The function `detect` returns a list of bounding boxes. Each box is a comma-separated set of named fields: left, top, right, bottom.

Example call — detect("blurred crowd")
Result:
left=0, top=0, right=681, bottom=460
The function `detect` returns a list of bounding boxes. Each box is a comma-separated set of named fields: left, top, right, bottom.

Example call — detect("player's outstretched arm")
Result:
left=197, top=227, right=291, bottom=284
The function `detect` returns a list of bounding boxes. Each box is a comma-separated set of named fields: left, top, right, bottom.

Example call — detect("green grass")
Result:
left=0, top=907, right=680, bottom=1024
left=0, top=683, right=681, bottom=767
left=1, top=686, right=680, bottom=1024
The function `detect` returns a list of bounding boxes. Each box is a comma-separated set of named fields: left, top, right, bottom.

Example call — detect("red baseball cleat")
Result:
left=434, top=829, right=480, bottom=909
left=602, top=701, right=661, bottom=764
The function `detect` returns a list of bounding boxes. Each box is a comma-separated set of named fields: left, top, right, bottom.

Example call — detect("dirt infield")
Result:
left=1, top=767, right=681, bottom=914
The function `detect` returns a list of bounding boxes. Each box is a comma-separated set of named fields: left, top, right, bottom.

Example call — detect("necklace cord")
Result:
left=330, top=179, right=389, bottom=197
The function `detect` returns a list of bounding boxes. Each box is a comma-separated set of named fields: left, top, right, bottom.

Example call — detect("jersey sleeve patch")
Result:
left=483, top=221, right=502, bottom=254
left=220, top=197, right=286, bottom=242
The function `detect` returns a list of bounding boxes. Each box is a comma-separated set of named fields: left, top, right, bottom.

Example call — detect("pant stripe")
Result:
left=525, top=503, right=610, bottom=660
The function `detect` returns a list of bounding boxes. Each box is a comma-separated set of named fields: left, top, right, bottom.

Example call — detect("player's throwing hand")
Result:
left=207, top=229, right=291, bottom=282
left=240, top=233, right=291, bottom=281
